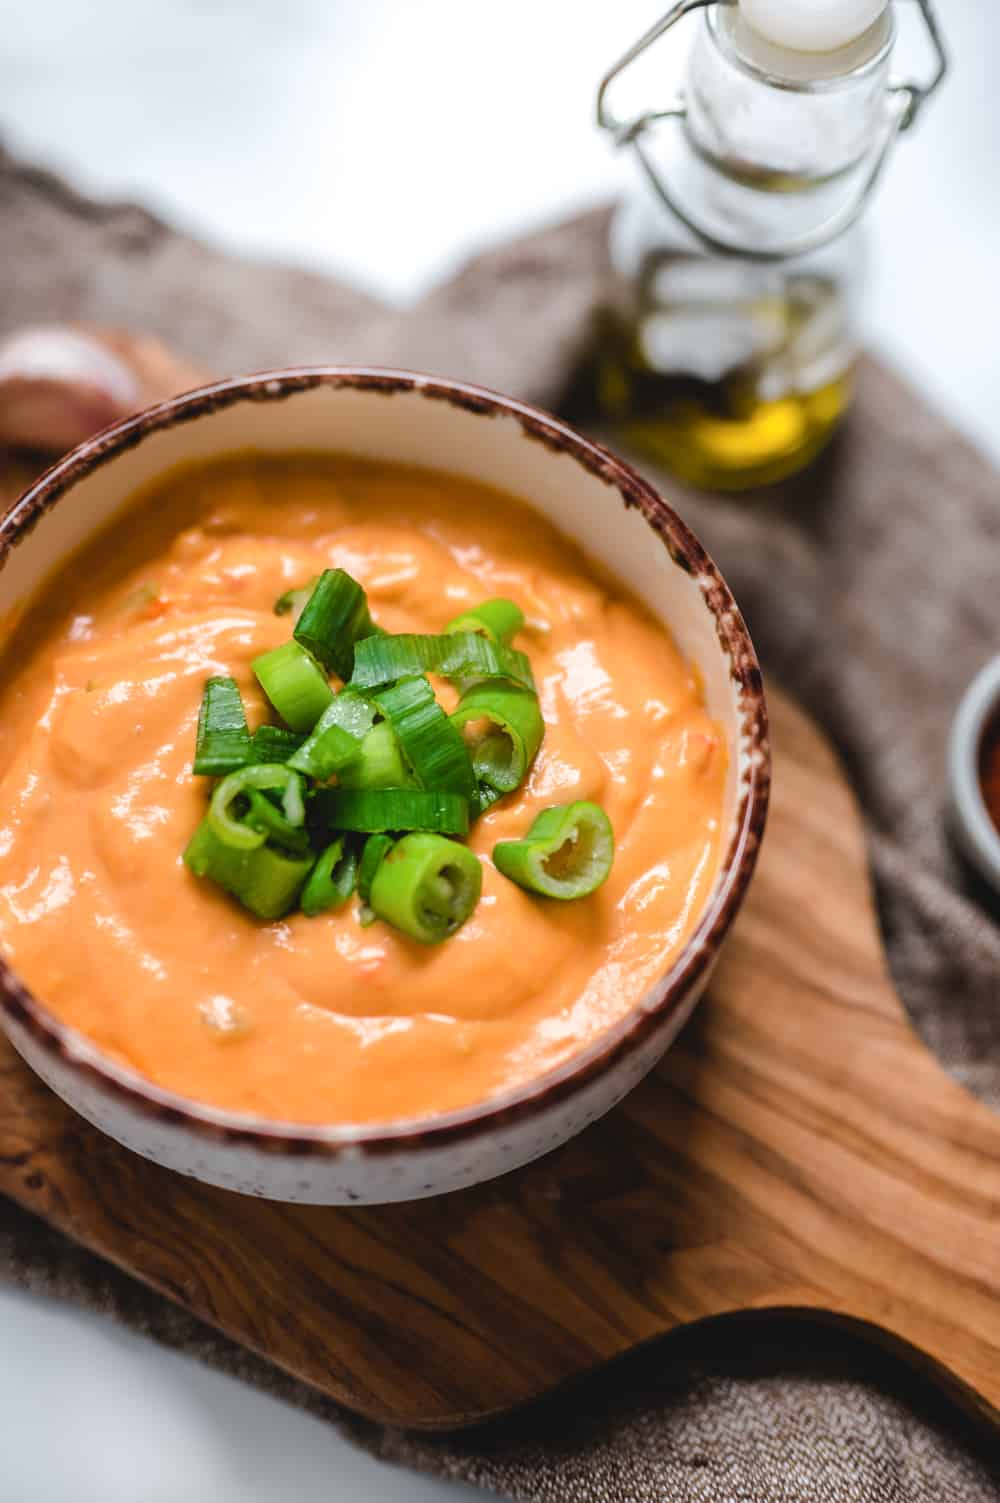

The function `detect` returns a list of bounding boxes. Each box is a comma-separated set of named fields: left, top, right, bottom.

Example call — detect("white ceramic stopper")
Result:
left=739, top=0, right=888, bottom=53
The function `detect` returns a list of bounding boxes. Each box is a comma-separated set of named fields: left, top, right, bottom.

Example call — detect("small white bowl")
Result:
left=948, top=655, right=1000, bottom=893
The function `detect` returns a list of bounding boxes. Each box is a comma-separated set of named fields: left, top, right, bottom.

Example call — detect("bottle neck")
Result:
left=689, top=4, right=895, bottom=181
left=648, top=2, right=896, bottom=257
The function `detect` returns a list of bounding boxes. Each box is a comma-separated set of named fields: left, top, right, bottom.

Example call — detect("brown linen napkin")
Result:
left=1, top=145, right=998, bottom=1499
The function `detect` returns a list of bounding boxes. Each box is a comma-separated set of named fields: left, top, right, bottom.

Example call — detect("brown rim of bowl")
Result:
left=0, top=365, right=770, bottom=1157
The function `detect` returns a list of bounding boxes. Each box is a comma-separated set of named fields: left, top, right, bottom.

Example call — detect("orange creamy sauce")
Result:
left=0, top=455, right=727, bottom=1123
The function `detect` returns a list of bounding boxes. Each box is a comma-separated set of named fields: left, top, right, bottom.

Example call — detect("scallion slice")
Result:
left=287, top=686, right=377, bottom=781
left=294, top=568, right=376, bottom=680
left=252, top=640, right=334, bottom=732
left=337, top=721, right=416, bottom=791
left=473, top=783, right=505, bottom=819
left=300, top=835, right=358, bottom=916
left=351, top=632, right=535, bottom=693
left=445, top=598, right=524, bottom=644
left=357, top=833, right=394, bottom=903
left=208, top=763, right=307, bottom=852
left=184, top=818, right=312, bottom=920
left=318, top=787, right=469, bottom=835
left=492, top=801, right=614, bottom=899
left=369, top=833, right=482, bottom=944
left=287, top=708, right=363, bottom=782
left=249, top=725, right=307, bottom=764
left=451, top=683, right=544, bottom=796
left=274, top=577, right=319, bottom=622
left=244, top=790, right=312, bottom=856
left=193, top=676, right=252, bottom=776
left=373, top=676, right=476, bottom=798
left=320, top=686, right=380, bottom=740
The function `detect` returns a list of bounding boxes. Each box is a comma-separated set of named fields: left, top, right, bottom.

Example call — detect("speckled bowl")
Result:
left=0, top=368, right=769, bottom=1203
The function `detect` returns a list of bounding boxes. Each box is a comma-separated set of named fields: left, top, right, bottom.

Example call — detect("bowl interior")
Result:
left=0, top=369, right=766, bottom=1135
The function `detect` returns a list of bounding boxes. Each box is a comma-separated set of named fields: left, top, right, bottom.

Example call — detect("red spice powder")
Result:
left=979, top=708, right=1000, bottom=836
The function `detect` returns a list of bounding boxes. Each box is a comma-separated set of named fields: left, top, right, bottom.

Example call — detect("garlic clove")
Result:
left=0, top=326, right=141, bottom=451
left=0, top=325, right=207, bottom=454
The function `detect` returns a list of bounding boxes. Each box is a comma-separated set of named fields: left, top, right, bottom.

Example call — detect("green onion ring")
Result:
left=351, top=631, right=534, bottom=693
left=444, top=597, right=524, bottom=644
left=451, top=683, right=543, bottom=795
left=193, top=676, right=252, bottom=777
left=294, top=568, right=377, bottom=680
left=288, top=702, right=371, bottom=782
left=209, top=763, right=307, bottom=852
left=252, top=640, right=334, bottom=733
left=300, top=836, right=359, bottom=916
left=492, top=801, right=614, bottom=899
left=336, top=721, right=416, bottom=791
left=373, top=676, right=476, bottom=798
left=357, top=833, right=395, bottom=903
left=369, top=832, right=482, bottom=944
left=184, top=818, right=312, bottom=920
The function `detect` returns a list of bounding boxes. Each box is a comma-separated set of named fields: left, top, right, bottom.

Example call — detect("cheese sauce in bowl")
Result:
left=0, top=370, right=768, bottom=1202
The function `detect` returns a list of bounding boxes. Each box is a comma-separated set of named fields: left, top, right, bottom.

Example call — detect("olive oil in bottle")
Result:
left=596, top=257, right=854, bottom=489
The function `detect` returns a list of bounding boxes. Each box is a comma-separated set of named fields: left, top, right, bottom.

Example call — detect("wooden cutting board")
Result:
left=1, top=687, right=999, bottom=1431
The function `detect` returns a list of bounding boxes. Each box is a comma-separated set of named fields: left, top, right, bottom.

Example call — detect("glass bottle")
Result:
left=594, top=0, right=947, bottom=490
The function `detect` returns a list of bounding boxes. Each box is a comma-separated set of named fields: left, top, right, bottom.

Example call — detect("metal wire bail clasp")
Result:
left=596, top=0, right=949, bottom=261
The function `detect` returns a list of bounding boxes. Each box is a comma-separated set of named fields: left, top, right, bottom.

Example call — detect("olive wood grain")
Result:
left=1, top=688, right=998, bottom=1430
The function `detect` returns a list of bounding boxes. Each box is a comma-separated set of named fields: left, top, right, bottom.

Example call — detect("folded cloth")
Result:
left=0, top=144, right=998, bottom=1500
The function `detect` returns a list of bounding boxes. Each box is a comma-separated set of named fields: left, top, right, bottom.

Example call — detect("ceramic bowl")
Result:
left=949, top=655, right=1000, bottom=894
left=0, top=368, right=769, bottom=1203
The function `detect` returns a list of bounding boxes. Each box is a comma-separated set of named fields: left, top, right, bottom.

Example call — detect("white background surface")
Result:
left=1, top=3, right=998, bottom=1499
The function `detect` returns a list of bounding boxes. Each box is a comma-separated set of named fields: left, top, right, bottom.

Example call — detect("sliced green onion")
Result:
left=294, top=568, right=376, bottom=680
left=473, top=783, right=505, bottom=819
left=244, top=790, right=312, bottom=856
left=318, top=788, right=469, bottom=836
left=184, top=817, right=312, bottom=920
left=369, top=833, right=482, bottom=944
left=288, top=705, right=365, bottom=782
left=451, top=683, right=544, bottom=795
left=274, top=576, right=319, bottom=621
left=357, top=833, right=394, bottom=903
left=193, top=676, right=252, bottom=776
left=321, top=687, right=379, bottom=740
left=337, top=721, right=416, bottom=791
left=252, top=640, right=333, bottom=733
left=373, top=676, right=476, bottom=798
left=208, top=764, right=306, bottom=852
left=287, top=686, right=377, bottom=780
left=300, top=836, right=358, bottom=916
left=351, top=632, right=535, bottom=693
left=493, top=801, right=614, bottom=899
left=445, top=598, right=524, bottom=644
left=249, top=725, right=307, bottom=764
